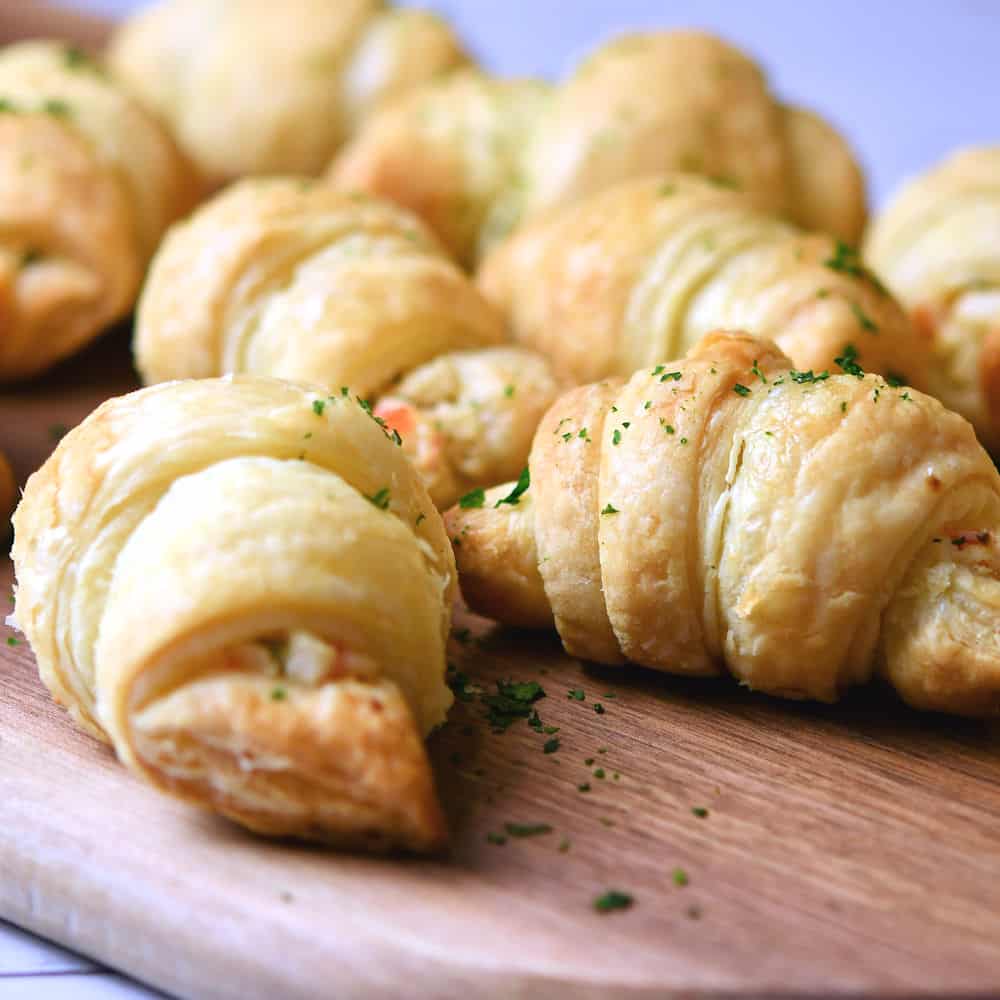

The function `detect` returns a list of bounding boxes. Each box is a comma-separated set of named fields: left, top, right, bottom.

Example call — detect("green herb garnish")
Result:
left=789, top=369, right=830, bottom=384
left=568, top=689, right=585, bottom=701
left=692, top=807, right=709, bottom=818
left=458, top=488, right=485, bottom=509
left=543, top=737, right=560, bottom=754
left=672, top=868, right=689, bottom=887
left=733, top=383, right=751, bottom=397
left=504, top=822, right=552, bottom=838
left=366, top=487, right=391, bottom=510
left=495, top=466, right=530, bottom=507
left=600, top=503, right=619, bottom=516
left=835, top=344, right=864, bottom=378
left=850, top=301, right=879, bottom=333
left=594, top=890, right=634, bottom=913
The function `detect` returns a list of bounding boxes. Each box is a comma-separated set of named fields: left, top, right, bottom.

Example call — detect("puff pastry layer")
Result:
left=446, top=331, right=1000, bottom=717
left=479, top=175, right=925, bottom=389
left=866, top=146, right=1000, bottom=452
left=135, top=179, right=561, bottom=507
left=108, top=0, right=471, bottom=183
left=12, top=376, right=456, bottom=850
left=332, top=31, right=866, bottom=265
left=0, top=41, right=198, bottom=380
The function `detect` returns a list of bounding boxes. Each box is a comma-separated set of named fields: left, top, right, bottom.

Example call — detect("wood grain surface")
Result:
left=2, top=330, right=1000, bottom=999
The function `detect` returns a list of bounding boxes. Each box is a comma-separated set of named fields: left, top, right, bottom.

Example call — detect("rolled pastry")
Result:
left=332, top=31, right=866, bottom=265
left=865, top=146, right=1000, bottom=452
left=479, top=175, right=926, bottom=389
left=446, top=331, right=1000, bottom=718
left=107, top=0, right=472, bottom=184
left=134, top=178, right=561, bottom=507
left=0, top=41, right=198, bottom=381
left=12, top=376, right=455, bottom=850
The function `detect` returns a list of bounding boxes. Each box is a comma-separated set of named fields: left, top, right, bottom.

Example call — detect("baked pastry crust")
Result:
left=479, top=175, right=925, bottom=389
left=108, top=0, right=471, bottom=183
left=0, top=41, right=198, bottom=380
left=446, top=331, right=1000, bottom=717
left=135, top=179, right=560, bottom=507
left=865, top=146, right=1000, bottom=452
left=331, top=31, right=866, bottom=265
left=12, top=376, right=456, bottom=849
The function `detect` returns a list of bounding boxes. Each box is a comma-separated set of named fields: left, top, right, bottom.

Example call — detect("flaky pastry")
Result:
left=12, top=376, right=456, bottom=850
left=134, top=179, right=561, bottom=507
left=0, top=41, right=198, bottom=380
left=331, top=31, right=866, bottom=265
left=108, top=0, right=471, bottom=184
left=866, top=146, right=1000, bottom=452
left=446, top=331, right=1000, bottom=717
left=479, top=175, right=926, bottom=389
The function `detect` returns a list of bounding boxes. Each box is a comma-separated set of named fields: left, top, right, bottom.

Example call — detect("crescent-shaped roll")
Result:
left=478, top=175, right=926, bottom=389
left=865, top=146, right=1000, bottom=452
left=134, top=178, right=561, bottom=508
left=445, top=331, right=1000, bottom=718
left=0, top=41, right=198, bottom=381
left=331, top=31, right=866, bottom=266
left=107, top=0, right=472, bottom=184
left=11, top=376, right=456, bottom=850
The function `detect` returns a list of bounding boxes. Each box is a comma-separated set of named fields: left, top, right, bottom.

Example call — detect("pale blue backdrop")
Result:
left=70, top=0, right=1000, bottom=206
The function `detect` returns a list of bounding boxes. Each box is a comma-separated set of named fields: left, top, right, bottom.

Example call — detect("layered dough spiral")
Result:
left=332, top=31, right=866, bottom=265
left=0, top=41, right=198, bottom=380
left=446, top=331, right=1000, bottom=718
left=866, top=146, right=1000, bottom=452
left=134, top=179, right=561, bottom=507
left=12, top=376, right=456, bottom=850
left=479, top=175, right=926, bottom=389
left=108, top=0, right=471, bottom=184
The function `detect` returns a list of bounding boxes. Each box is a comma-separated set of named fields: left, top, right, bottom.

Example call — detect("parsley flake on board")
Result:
left=692, top=807, right=709, bottom=818
left=594, top=890, right=634, bottom=914
left=834, top=344, right=865, bottom=378
left=568, top=689, right=585, bottom=701
left=495, top=466, right=530, bottom=507
left=504, top=822, right=552, bottom=838
left=482, top=679, right=545, bottom=731
left=458, top=487, right=485, bottom=509
left=594, top=703, right=605, bottom=714
left=543, top=737, right=561, bottom=754
left=7, top=636, right=19, bottom=646
left=672, top=868, right=689, bottom=887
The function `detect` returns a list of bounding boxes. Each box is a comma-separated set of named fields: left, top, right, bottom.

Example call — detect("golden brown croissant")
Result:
left=134, top=178, right=561, bottom=508
left=331, top=31, right=866, bottom=265
left=107, top=0, right=472, bottom=184
left=478, top=175, right=926, bottom=389
left=446, top=331, right=1000, bottom=718
left=11, top=375, right=456, bottom=850
left=0, top=41, right=198, bottom=380
left=865, top=146, right=1000, bottom=452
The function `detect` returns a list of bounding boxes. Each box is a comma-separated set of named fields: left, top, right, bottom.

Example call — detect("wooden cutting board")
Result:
left=2, top=331, right=1000, bottom=1000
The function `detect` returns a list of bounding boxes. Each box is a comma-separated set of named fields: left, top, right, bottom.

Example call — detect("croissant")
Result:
left=865, top=146, right=1000, bottom=452
left=134, top=178, right=561, bottom=507
left=107, top=0, right=471, bottom=184
left=11, top=375, right=456, bottom=850
left=0, top=41, right=198, bottom=380
left=445, top=331, right=1000, bottom=718
left=478, top=175, right=927, bottom=389
left=331, top=31, right=866, bottom=266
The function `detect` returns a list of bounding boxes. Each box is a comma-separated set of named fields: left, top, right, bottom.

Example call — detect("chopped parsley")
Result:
left=578, top=782, right=591, bottom=792
left=834, top=344, right=864, bottom=378
left=270, top=687, right=287, bottom=701
left=312, top=399, right=326, bottom=416
left=483, top=679, right=545, bottom=731
left=415, top=512, right=426, bottom=526
left=504, top=822, right=552, bottom=838
left=823, top=240, right=888, bottom=293
left=612, top=429, right=622, bottom=446
left=750, top=360, right=768, bottom=383
left=651, top=364, right=666, bottom=376
left=567, top=688, right=585, bottom=701
left=594, top=703, right=605, bottom=714
left=660, top=370, right=683, bottom=383
left=20, top=249, right=42, bottom=268
left=486, top=832, right=507, bottom=845
left=660, top=419, right=675, bottom=435
left=672, top=868, right=689, bottom=887
left=789, top=369, right=830, bottom=384
left=577, top=427, right=591, bottom=443
left=850, top=301, right=879, bottom=333
left=543, top=737, right=561, bottom=754
left=680, top=437, right=689, bottom=445
left=733, top=383, right=751, bottom=397
left=600, top=503, right=619, bottom=516
left=594, top=890, right=634, bottom=913
left=7, top=636, right=19, bottom=646
left=504, top=384, right=515, bottom=398
left=446, top=668, right=475, bottom=702
left=366, top=487, right=391, bottom=510
left=692, top=807, right=709, bottom=818
left=458, top=488, right=485, bottom=509
left=886, top=371, right=907, bottom=388
left=558, top=838, right=571, bottom=853
left=840, top=401, right=848, bottom=413
left=594, top=768, right=606, bottom=779
left=42, top=99, right=71, bottom=118
left=495, top=466, right=530, bottom=507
